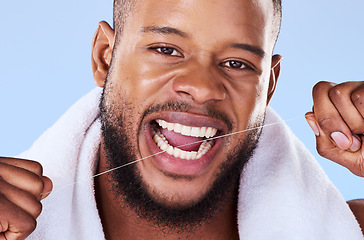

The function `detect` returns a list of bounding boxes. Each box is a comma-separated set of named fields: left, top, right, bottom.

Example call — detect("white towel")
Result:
left=19, top=88, right=362, bottom=239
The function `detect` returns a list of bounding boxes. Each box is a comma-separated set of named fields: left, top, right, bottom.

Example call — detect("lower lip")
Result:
left=144, top=124, right=222, bottom=176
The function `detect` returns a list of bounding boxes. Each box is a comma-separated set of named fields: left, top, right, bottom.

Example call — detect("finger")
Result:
left=0, top=157, right=43, bottom=176
left=40, top=176, right=53, bottom=200
left=306, top=113, right=364, bottom=177
left=0, top=196, right=37, bottom=240
left=306, top=112, right=362, bottom=152
left=328, top=81, right=364, bottom=134
left=0, top=162, right=44, bottom=199
left=351, top=82, right=364, bottom=119
left=0, top=179, right=42, bottom=219
left=312, top=81, right=353, bottom=150
left=349, top=134, right=362, bottom=152
left=305, top=112, right=320, bottom=136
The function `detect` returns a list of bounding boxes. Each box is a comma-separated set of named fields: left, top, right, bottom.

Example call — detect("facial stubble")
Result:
left=99, top=85, right=263, bottom=233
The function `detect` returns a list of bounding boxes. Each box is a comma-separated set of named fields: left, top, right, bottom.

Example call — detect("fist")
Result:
left=0, top=157, right=52, bottom=240
left=305, top=81, right=364, bottom=177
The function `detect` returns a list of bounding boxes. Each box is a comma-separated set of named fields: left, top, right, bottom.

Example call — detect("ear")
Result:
left=91, top=21, right=115, bottom=88
left=266, top=54, right=282, bottom=105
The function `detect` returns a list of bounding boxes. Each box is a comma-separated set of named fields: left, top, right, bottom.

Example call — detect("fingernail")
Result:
left=306, top=119, right=320, bottom=136
left=350, top=135, right=361, bottom=152
left=331, top=132, right=350, bottom=150
left=41, top=191, right=51, bottom=200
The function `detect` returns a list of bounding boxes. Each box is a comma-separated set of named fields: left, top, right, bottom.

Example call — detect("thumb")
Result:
left=41, top=176, right=53, bottom=200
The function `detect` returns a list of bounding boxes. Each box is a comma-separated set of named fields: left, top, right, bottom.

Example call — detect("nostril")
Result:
left=173, top=78, right=226, bottom=104
left=175, top=90, right=194, bottom=100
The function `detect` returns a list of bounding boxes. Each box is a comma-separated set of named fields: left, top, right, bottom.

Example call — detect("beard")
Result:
left=99, top=85, right=264, bottom=233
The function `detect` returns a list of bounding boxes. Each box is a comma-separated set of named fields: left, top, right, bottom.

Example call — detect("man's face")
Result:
left=100, top=0, right=277, bottom=228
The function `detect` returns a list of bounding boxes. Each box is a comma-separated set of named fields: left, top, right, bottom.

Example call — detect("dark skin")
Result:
left=1, top=0, right=364, bottom=239
left=93, top=0, right=278, bottom=238
left=0, top=158, right=52, bottom=240
left=306, top=81, right=364, bottom=234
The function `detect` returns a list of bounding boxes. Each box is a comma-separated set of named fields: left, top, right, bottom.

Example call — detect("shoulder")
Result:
left=347, top=199, right=364, bottom=235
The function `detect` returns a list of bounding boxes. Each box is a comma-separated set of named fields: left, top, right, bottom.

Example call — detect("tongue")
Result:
left=160, top=128, right=204, bottom=151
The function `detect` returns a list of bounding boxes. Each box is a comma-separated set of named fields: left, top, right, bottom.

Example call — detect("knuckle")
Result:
left=314, top=81, right=330, bottom=88
left=312, top=81, right=329, bottom=94
left=317, top=117, right=333, bottom=132
left=351, top=91, right=364, bottom=106
left=27, top=161, right=43, bottom=176
left=328, top=85, right=346, bottom=102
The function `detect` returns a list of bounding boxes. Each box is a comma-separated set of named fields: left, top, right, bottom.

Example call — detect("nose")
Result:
left=172, top=65, right=226, bottom=104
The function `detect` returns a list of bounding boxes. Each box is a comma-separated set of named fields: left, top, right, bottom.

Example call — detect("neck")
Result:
left=95, top=148, right=240, bottom=240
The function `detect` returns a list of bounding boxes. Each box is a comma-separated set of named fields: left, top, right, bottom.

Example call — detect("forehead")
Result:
left=121, top=0, right=275, bottom=52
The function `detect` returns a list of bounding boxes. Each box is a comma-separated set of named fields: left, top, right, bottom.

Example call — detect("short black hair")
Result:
left=113, top=0, right=282, bottom=45
left=113, top=0, right=135, bottom=35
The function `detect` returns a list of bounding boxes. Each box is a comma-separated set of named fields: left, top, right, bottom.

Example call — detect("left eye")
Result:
left=220, top=60, right=247, bottom=69
left=153, top=47, right=182, bottom=57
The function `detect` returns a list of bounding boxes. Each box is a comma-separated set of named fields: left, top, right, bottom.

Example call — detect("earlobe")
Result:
left=267, top=54, right=282, bottom=105
left=91, top=21, right=115, bottom=88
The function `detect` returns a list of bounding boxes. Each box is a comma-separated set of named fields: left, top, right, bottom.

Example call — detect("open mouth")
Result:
left=151, top=119, right=219, bottom=160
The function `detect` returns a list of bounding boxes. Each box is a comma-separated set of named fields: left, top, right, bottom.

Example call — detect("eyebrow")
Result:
left=231, top=43, right=267, bottom=58
left=140, top=26, right=266, bottom=58
left=140, top=26, right=189, bottom=38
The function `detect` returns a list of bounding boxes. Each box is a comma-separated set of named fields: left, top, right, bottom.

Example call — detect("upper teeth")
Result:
left=156, top=119, right=218, bottom=138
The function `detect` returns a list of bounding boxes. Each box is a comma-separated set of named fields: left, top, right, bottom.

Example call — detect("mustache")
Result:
left=141, top=101, right=234, bottom=132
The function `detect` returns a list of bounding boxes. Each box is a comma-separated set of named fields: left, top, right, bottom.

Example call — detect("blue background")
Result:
left=1, top=0, right=363, bottom=200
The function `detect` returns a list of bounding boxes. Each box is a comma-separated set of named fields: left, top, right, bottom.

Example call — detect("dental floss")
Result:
left=41, top=115, right=304, bottom=196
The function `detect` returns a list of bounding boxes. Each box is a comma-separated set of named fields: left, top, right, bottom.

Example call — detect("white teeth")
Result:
left=191, top=127, right=200, bottom=137
left=181, top=125, right=192, bottom=136
left=200, top=127, right=207, bottom=137
left=174, top=123, right=182, bottom=133
left=152, top=129, right=214, bottom=160
left=205, top=127, right=212, bottom=137
left=167, top=145, right=174, bottom=155
left=158, top=120, right=165, bottom=128
left=173, top=148, right=182, bottom=158
left=180, top=150, right=187, bottom=159
left=167, top=122, right=174, bottom=131
left=155, top=119, right=218, bottom=138
left=153, top=119, right=218, bottom=160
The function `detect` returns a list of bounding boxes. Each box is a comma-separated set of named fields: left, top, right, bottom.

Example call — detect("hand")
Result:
left=305, top=81, right=364, bottom=177
left=0, top=157, right=52, bottom=240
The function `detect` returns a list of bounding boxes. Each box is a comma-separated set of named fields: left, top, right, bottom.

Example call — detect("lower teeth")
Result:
left=152, top=130, right=214, bottom=160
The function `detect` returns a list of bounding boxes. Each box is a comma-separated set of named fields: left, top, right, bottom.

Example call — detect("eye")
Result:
left=220, top=60, right=247, bottom=70
left=151, top=46, right=183, bottom=57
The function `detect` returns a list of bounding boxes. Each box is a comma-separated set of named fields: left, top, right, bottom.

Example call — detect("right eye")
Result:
left=220, top=60, right=248, bottom=70
left=150, top=46, right=183, bottom=57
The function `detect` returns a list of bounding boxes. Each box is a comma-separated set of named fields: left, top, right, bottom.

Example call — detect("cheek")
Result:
left=115, top=56, right=178, bottom=102
left=227, top=77, right=269, bottom=130
left=245, top=80, right=270, bottom=127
